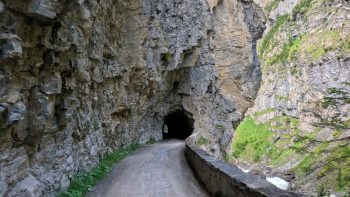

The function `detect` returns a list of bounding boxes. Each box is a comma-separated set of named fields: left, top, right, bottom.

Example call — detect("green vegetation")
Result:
left=304, top=31, right=341, bottom=60
left=196, top=136, right=210, bottom=146
left=342, top=37, right=350, bottom=53
left=249, top=0, right=350, bottom=192
left=295, top=153, right=314, bottom=174
left=231, top=112, right=350, bottom=192
left=292, top=141, right=350, bottom=192
left=265, top=0, right=283, bottom=14
left=93, top=122, right=99, bottom=130
left=269, top=115, right=300, bottom=130
left=321, top=97, right=337, bottom=108
left=290, top=66, right=298, bottom=75
left=231, top=115, right=305, bottom=163
left=292, top=0, right=313, bottom=17
left=267, top=148, right=293, bottom=165
left=329, top=88, right=348, bottom=95
left=58, top=142, right=152, bottom=197
left=259, top=0, right=350, bottom=67
left=267, top=36, right=301, bottom=65
left=259, top=0, right=315, bottom=64
left=317, top=185, right=327, bottom=197
left=161, top=52, right=173, bottom=64
left=332, top=129, right=343, bottom=138
left=266, top=30, right=349, bottom=66
left=266, top=126, right=317, bottom=166
left=316, top=143, right=350, bottom=192
left=259, top=14, right=290, bottom=57
left=336, top=170, right=346, bottom=191
left=321, top=87, right=350, bottom=108
left=258, top=0, right=350, bottom=77
left=318, top=117, right=350, bottom=130
left=231, top=117, right=273, bottom=162
left=274, top=95, right=289, bottom=101
left=294, top=143, right=329, bottom=175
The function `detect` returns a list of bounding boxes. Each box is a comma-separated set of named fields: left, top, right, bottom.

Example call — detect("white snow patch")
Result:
left=266, top=176, right=289, bottom=190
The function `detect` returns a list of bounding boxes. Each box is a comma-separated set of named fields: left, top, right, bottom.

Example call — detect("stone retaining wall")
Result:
left=185, top=142, right=301, bottom=197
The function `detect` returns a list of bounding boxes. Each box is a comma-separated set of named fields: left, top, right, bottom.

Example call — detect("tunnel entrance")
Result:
left=163, top=110, right=194, bottom=140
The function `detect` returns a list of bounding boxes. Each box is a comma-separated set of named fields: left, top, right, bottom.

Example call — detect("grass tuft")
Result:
left=58, top=141, right=153, bottom=197
left=161, top=52, right=173, bottom=64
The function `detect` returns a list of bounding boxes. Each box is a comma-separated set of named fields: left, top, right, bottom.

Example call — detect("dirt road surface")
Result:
left=88, top=140, right=208, bottom=197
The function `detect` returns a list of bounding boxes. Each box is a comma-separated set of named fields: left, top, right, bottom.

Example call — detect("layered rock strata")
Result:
left=0, top=0, right=265, bottom=196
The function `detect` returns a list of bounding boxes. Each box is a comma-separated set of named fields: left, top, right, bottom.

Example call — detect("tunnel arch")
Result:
left=162, top=110, right=194, bottom=140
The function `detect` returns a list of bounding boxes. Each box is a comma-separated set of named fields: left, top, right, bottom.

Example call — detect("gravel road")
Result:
left=88, top=140, right=208, bottom=197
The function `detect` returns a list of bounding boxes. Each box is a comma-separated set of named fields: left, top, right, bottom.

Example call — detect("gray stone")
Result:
left=8, top=102, right=26, bottom=124
left=2, top=0, right=61, bottom=21
left=185, top=141, right=300, bottom=197
left=7, top=175, right=43, bottom=197
left=27, top=0, right=57, bottom=19
left=0, top=176, right=7, bottom=197
left=2, top=147, right=29, bottom=185
left=6, top=89, right=21, bottom=104
left=39, top=72, right=62, bottom=95
left=0, top=34, right=22, bottom=60
left=60, top=174, right=70, bottom=189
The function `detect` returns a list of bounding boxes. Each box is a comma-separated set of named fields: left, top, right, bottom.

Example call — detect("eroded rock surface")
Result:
left=230, top=0, right=350, bottom=195
left=0, top=0, right=265, bottom=196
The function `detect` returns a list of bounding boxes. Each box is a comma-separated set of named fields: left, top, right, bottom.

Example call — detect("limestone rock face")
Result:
left=0, top=0, right=264, bottom=196
left=230, top=0, right=350, bottom=195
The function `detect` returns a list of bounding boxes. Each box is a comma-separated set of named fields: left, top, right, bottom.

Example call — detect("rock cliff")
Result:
left=0, top=0, right=264, bottom=196
left=230, top=0, right=350, bottom=195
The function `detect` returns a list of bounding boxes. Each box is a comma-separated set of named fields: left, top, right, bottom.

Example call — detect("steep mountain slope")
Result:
left=0, top=0, right=264, bottom=196
left=230, top=0, right=350, bottom=195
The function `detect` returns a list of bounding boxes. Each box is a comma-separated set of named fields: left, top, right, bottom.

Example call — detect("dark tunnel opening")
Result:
left=163, top=110, right=194, bottom=140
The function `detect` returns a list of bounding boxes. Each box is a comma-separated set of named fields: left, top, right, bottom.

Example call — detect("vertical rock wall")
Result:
left=230, top=0, right=350, bottom=194
left=0, top=0, right=264, bottom=196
